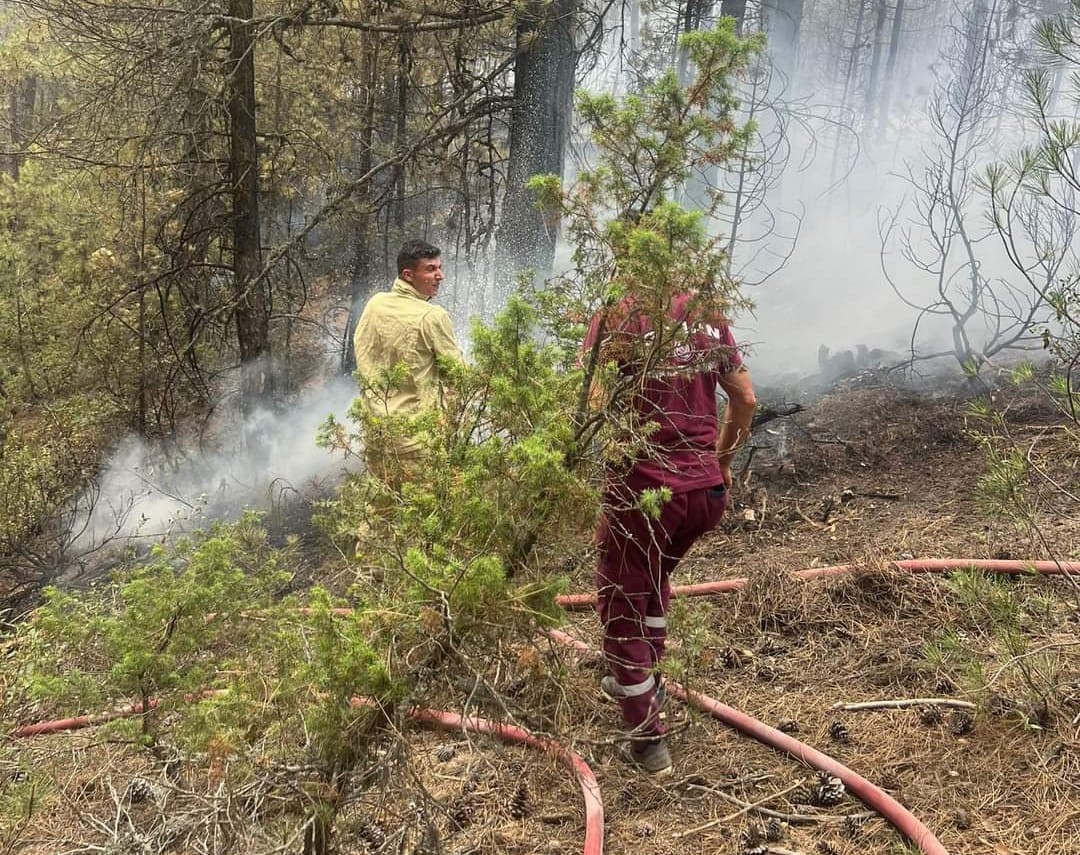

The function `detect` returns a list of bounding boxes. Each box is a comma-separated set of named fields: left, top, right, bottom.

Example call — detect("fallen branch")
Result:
left=851, top=490, right=905, bottom=500
left=751, top=402, right=805, bottom=429
left=680, top=782, right=877, bottom=825
left=831, top=698, right=977, bottom=712
left=673, top=778, right=807, bottom=839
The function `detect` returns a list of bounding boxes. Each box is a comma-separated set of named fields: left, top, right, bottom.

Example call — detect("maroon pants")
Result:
left=596, top=484, right=728, bottom=736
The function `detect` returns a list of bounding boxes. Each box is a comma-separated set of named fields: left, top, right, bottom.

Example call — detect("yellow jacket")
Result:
left=353, top=278, right=462, bottom=426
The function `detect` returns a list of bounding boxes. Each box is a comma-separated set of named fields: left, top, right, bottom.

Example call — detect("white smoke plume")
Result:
left=68, top=374, right=361, bottom=564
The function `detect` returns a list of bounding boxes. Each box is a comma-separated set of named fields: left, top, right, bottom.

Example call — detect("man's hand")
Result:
left=719, top=463, right=734, bottom=490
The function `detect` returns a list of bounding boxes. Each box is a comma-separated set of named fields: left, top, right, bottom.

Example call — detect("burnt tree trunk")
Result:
left=678, top=1, right=716, bottom=210
left=676, top=0, right=714, bottom=85
left=719, top=0, right=748, bottom=34
left=392, top=35, right=410, bottom=233
left=862, top=0, right=888, bottom=133
left=830, top=0, right=868, bottom=183
left=496, top=0, right=577, bottom=290
left=876, top=0, right=905, bottom=139
left=227, top=0, right=272, bottom=419
left=5, top=75, right=36, bottom=181
left=342, top=36, right=380, bottom=375
left=763, top=0, right=804, bottom=89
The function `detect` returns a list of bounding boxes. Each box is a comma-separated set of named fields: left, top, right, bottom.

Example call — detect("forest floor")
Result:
left=4, top=378, right=1079, bottom=855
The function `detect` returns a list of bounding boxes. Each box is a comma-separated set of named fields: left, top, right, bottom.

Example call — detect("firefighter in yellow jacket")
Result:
left=353, top=239, right=462, bottom=484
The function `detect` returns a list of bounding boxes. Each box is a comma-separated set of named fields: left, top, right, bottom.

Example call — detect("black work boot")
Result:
left=623, top=737, right=673, bottom=777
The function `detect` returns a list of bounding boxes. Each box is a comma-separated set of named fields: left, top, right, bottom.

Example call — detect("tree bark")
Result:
left=862, top=0, right=888, bottom=132
left=719, top=0, right=748, bottom=34
left=392, top=35, right=410, bottom=233
left=495, top=0, right=578, bottom=290
left=676, top=0, right=714, bottom=85
left=830, top=0, right=868, bottom=183
left=763, top=0, right=804, bottom=88
left=5, top=75, right=36, bottom=181
left=227, top=0, right=272, bottom=419
left=342, top=37, right=380, bottom=375
left=678, top=1, right=716, bottom=209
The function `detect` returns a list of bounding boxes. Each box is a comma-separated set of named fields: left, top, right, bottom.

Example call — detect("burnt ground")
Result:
left=4, top=381, right=1079, bottom=855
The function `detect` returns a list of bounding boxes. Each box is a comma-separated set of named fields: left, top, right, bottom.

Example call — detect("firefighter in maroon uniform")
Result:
left=584, top=292, right=756, bottom=775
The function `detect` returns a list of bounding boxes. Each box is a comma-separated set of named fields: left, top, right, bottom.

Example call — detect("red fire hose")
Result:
left=549, top=628, right=948, bottom=855
left=17, top=696, right=605, bottom=854
left=12, top=699, right=159, bottom=738
left=554, top=557, right=1080, bottom=609
left=11, top=690, right=225, bottom=738
left=13, top=556, right=1078, bottom=854
left=398, top=706, right=604, bottom=855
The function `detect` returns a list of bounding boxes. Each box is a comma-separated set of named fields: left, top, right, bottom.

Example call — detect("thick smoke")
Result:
left=577, top=1, right=1069, bottom=384
left=69, top=373, right=360, bottom=565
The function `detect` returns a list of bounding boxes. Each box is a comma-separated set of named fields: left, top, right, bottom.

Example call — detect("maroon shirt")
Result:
left=584, top=293, right=742, bottom=494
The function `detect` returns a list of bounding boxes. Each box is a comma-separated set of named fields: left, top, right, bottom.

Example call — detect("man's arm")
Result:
left=715, top=365, right=756, bottom=489
left=423, top=309, right=463, bottom=364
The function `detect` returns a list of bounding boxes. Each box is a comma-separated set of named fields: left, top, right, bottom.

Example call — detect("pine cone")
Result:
left=764, top=817, right=785, bottom=842
left=828, top=720, right=850, bottom=742
left=462, top=771, right=481, bottom=794
left=776, top=719, right=800, bottom=734
left=451, top=794, right=479, bottom=829
left=509, top=780, right=530, bottom=819
left=125, top=777, right=156, bottom=804
left=721, top=646, right=747, bottom=668
left=988, top=694, right=1015, bottom=717
left=790, top=783, right=817, bottom=806
left=843, top=813, right=868, bottom=838
left=355, top=819, right=386, bottom=852
left=739, top=827, right=769, bottom=855
left=950, top=710, right=975, bottom=735
left=918, top=705, right=944, bottom=726
left=434, top=744, right=456, bottom=763
left=817, top=841, right=841, bottom=855
left=935, top=676, right=955, bottom=695
left=813, top=771, right=845, bottom=806
left=635, top=821, right=655, bottom=838
left=755, top=661, right=778, bottom=682
left=501, top=676, right=527, bottom=697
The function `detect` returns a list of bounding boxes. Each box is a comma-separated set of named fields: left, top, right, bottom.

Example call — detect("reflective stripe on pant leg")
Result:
left=646, top=492, right=688, bottom=668
left=598, top=588, right=664, bottom=735
left=596, top=502, right=668, bottom=737
left=613, top=674, right=656, bottom=697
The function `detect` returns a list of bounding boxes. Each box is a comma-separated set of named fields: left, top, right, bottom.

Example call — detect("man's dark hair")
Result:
left=397, top=239, right=441, bottom=275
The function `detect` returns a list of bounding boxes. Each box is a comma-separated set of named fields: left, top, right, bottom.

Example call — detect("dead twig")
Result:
left=831, top=698, right=977, bottom=712
left=680, top=782, right=877, bottom=825
left=672, top=778, right=807, bottom=839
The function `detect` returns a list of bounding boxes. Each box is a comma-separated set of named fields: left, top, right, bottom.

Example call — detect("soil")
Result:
left=4, top=379, right=1079, bottom=855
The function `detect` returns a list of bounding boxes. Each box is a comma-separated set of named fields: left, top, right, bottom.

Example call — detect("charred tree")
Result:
left=496, top=0, right=577, bottom=288
left=4, top=75, right=36, bottom=181
left=763, top=0, right=804, bottom=87
left=876, top=0, right=905, bottom=138
left=342, top=41, right=380, bottom=376
left=677, top=0, right=714, bottom=84
left=720, top=0, right=748, bottom=33
left=227, top=0, right=272, bottom=418
left=862, top=0, right=888, bottom=133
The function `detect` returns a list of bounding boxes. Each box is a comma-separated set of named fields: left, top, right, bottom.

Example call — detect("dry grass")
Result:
left=3, top=384, right=1078, bottom=854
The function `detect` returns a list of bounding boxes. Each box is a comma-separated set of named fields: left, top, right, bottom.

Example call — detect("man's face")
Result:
left=402, top=256, right=444, bottom=299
